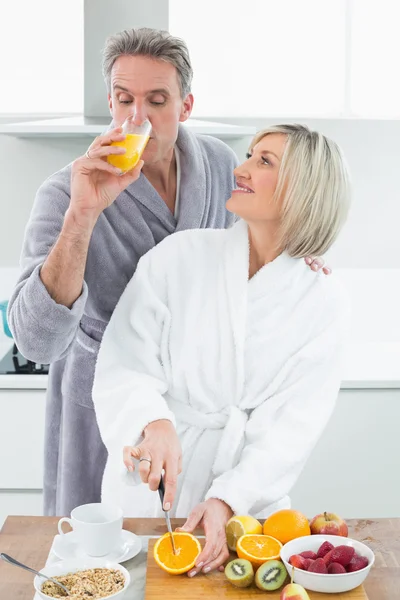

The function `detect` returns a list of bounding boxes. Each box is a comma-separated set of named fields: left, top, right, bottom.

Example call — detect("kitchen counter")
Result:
left=341, top=342, right=400, bottom=389
left=0, top=339, right=48, bottom=389
left=1, top=342, right=399, bottom=390
left=0, top=516, right=398, bottom=600
left=0, top=374, right=48, bottom=389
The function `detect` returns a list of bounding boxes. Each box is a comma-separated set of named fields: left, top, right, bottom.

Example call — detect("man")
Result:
left=8, top=28, right=327, bottom=516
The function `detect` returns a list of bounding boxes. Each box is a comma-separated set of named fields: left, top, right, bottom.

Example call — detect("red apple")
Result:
left=310, top=512, right=348, bottom=537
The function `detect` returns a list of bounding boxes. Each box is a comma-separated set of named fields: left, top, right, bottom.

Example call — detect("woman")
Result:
left=93, top=124, right=351, bottom=575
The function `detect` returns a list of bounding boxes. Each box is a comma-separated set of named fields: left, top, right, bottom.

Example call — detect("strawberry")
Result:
left=329, top=545, right=355, bottom=567
left=317, top=541, right=334, bottom=558
left=322, top=549, right=335, bottom=566
left=328, top=562, right=346, bottom=574
left=303, top=559, right=313, bottom=570
left=346, top=556, right=369, bottom=572
left=307, top=558, right=328, bottom=574
left=300, top=551, right=318, bottom=560
left=289, top=554, right=307, bottom=570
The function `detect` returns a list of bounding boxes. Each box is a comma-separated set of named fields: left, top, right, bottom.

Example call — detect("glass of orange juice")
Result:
left=107, top=117, right=151, bottom=173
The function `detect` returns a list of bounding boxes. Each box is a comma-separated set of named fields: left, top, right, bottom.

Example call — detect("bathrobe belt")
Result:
left=167, top=399, right=249, bottom=477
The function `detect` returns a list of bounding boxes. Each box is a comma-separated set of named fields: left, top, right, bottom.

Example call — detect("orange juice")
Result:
left=107, top=133, right=149, bottom=172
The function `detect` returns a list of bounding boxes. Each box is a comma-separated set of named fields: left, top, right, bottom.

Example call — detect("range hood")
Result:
left=0, top=116, right=255, bottom=139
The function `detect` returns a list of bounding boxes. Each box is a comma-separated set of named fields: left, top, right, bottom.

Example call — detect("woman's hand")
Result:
left=69, top=127, right=144, bottom=227
left=176, top=499, right=233, bottom=577
left=123, top=419, right=182, bottom=510
left=304, top=256, right=331, bottom=275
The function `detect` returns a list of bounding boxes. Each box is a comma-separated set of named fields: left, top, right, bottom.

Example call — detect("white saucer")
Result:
left=52, top=530, right=142, bottom=563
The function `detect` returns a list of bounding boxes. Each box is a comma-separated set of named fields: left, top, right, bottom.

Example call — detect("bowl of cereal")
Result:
left=33, top=558, right=130, bottom=599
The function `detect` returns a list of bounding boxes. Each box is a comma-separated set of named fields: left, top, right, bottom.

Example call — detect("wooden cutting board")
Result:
left=145, top=539, right=369, bottom=599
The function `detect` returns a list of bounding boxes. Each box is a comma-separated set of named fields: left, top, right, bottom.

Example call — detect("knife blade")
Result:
left=158, top=475, right=177, bottom=555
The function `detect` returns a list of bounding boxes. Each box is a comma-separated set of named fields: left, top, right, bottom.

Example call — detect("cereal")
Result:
left=40, top=567, right=125, bottom=599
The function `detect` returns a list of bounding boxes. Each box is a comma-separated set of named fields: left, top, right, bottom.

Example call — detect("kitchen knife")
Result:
left=158, top=475, right=177, bottom=555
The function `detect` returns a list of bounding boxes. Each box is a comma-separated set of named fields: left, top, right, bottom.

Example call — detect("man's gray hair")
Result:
left=102, top=27, right=193, bottom=98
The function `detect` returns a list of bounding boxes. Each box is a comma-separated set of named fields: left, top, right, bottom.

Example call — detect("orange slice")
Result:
left=226, top=515, right=263, bottom=552
left=237, top=534, right=282, bottom=567
left=153, top=531, right=202, bottom=575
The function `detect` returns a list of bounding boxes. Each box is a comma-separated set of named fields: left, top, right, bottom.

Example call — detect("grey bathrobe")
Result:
left=8, top=125, right=238, bottom=516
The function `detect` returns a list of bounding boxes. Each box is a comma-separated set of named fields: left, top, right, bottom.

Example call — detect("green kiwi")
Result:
left=224, top=558, right=254, bottom=588
left=255, top=560, right=288, bottom=591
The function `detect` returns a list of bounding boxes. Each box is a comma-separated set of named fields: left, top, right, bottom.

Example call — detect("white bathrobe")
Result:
left=93, top=220, right=350, bottom=519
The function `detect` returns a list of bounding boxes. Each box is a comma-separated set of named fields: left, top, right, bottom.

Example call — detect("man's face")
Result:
left=108, top=55, right=193, bottom=164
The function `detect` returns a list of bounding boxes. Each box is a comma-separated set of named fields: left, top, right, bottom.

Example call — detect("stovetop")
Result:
left=0, top=343, right=49, bottom=375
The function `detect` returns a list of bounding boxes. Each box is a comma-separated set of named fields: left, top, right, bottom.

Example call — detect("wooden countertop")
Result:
left=0, top=516, right=398, bottom=599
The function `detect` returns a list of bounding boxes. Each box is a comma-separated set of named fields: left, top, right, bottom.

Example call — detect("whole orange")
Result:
left=263, top=509, right=311, bottom=544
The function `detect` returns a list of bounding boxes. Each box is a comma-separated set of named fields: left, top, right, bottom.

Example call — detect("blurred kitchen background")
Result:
left=0, top=0, right=399, bottom=526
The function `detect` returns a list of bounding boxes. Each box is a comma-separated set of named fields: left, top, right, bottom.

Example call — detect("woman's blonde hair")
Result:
left=250, top=124, right=351, bottom=257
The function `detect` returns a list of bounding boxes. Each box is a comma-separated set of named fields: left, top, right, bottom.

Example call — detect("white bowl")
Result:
left=280, top=534, right=374, bottom=594
left=33, top=558, right=130, bottom=599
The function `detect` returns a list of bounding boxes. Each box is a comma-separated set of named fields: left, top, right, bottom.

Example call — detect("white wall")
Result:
left=1, top=117, right=399, bottom=269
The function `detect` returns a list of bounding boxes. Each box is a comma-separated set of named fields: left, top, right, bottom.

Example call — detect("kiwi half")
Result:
left=225, top=558, right=254, bottom=588
left=255, top=560, right=288, bottom=591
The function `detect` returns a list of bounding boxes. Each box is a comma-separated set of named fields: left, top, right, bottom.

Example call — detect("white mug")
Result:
left=57, top=503, right=123, bottom=557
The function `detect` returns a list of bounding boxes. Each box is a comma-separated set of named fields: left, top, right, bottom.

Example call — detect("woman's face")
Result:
left=226, top=133, right=287, bottom=223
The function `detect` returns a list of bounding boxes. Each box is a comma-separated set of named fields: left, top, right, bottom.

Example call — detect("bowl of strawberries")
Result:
left=280, top=534, right=375, bottom=593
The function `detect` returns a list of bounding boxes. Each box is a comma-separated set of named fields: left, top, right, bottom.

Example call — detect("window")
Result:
left=350, top=0, right=400, bottom=118
left=0, top=0, right=83, bottom=114
left=1, top=0, right=399, bottom=118
left=170, top=0, right=400, bottom=118
left=169, top=0, right=346, bottom=117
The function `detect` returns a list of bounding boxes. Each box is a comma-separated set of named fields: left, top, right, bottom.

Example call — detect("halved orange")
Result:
left=226, top=515, right=263, bottom=552
left=236, top=534, right=282, bottom=567
left=153, top=531, right=202, bottom=575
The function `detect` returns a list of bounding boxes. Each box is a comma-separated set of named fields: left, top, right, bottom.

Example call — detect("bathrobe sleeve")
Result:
left=206, top=295, right=350, bottom=516
left=7, top=169, right=88, bottom=364
left=93, top=251, right=175, bottom=456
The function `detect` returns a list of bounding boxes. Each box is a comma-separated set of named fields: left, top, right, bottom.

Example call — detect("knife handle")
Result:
left=158, top=475, right=166, bottom=509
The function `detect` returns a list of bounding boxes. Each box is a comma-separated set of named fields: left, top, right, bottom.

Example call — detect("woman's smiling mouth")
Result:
left=232, top=182, right=255, bottom=194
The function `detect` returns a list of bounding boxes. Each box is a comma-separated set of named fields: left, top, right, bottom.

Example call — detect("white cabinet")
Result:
left=0, top=387, right=46, bottom=528
left=0, top=491, right=43, bottom=529
left=291, top=388, right=400, bottom=518
left=0, top=389, right=46, bottom=489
